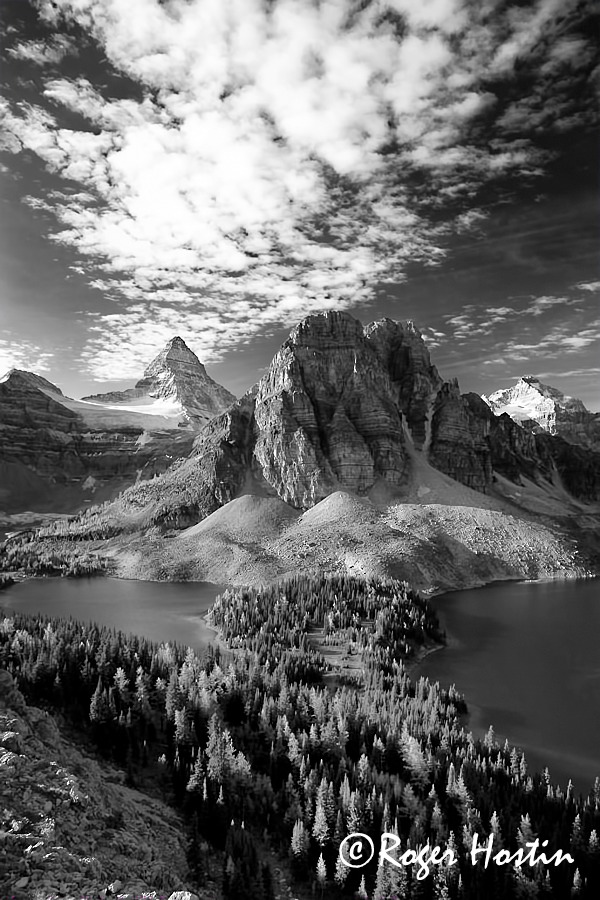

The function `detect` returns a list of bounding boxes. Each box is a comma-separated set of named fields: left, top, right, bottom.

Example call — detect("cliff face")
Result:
left=484, top=376, right=600, bottom=450
left=0, top=339, right=235, bottom=514
left=364, top=318, right=443, bottom=449
left=253, top=312, right=408, bottom=505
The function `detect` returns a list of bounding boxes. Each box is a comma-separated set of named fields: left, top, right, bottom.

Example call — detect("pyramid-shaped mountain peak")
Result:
left=82, top=336, right=235, bottom=426
left=143, top=335, right=206, bottom=378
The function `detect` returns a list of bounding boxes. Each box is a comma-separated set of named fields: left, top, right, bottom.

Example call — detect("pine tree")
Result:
left=291, top=818, right=308, bottom=858
left=316, top=852, right=327, bottom=885
left=334, top=852, right=348, bottom=888
left=89, top=676, right=107, bottom=723
left=313, top=801, right=329, bottom=847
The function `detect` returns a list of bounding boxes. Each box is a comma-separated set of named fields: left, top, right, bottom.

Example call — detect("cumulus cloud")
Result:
left=0, top=0, right=597, bottom=378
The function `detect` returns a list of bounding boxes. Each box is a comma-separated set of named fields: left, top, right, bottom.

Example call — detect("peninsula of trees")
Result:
left=1, top=574, right=598, bottom=899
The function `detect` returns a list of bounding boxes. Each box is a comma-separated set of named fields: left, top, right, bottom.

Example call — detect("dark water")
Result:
left=418, top=578, right=600, bottom=794
left=0, top=577, right=223, bottom=651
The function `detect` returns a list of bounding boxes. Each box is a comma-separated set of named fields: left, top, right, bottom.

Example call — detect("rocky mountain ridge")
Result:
left=36, top=311, right=600, bottom=539
left=483, top=375, right=600, bottom=450
left=3, top=311, right=599, bottom=589
left=0, top=339, right=234, bottom=515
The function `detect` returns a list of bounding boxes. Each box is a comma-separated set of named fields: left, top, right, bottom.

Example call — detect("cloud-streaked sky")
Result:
left=1, top=0, right=598, bottom=409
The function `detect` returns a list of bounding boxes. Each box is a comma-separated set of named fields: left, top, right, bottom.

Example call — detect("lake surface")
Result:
left=0, top=577, right=223, bottom=651
left=417, top=578, right=600, bottom=795
left=1, top=574, right=598, bottom=794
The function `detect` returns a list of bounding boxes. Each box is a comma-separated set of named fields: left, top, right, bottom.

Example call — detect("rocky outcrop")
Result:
left=534, top=433, right=600, bottom=501
left=83, top=336, right=235, bottom=426
left=108, top=313, right=411, bottom=530
left=426, top=386, right=492, bottom=492
left=483, top=375, right=600, bottom=450
left=0, top=370, right=79, bottom=430
left=0, top=671, right=205, bottom=899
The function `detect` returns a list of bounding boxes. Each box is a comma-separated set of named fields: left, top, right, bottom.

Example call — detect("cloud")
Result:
left=524, top=295, right=569, bottom=315
left=0, top=340, right=54, bottom=377
left=436, top=291, right=600, bottom=366
left=503, top=319, right=600, bottom=357
left=0, top=0, right=596, bottom=379
left=534, top=368, right=600, bottom=379
left=7, top=34, right=77, bottom=66
left=575, top=281, right=600, bottom=292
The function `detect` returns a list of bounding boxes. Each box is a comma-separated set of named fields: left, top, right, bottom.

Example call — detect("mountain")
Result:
left=88, top=312, right=599, bottom=531
left=483, top=375, right=600, bottom=450
left=17, top=310, right=598, bottom=592
left=2, top=312, right=598, bottom=589
left=0, top=339, right=235, bottom=516
left=82, top=336, right=235, bottom=427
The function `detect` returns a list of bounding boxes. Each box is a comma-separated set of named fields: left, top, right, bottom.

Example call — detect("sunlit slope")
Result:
left=104, top=451, right=595, bottom=590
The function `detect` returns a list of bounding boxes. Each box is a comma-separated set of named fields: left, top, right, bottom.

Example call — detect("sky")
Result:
left=0, top=0, right=598, bottom=409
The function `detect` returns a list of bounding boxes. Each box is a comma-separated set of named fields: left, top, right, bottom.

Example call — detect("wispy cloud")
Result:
left=0, top=0, right=597, bottom=378
left=534, top=368, right=600, bottom=379
left=7, top=34, right=77, bottom=66
left=504, top=319, right=600, bottom=357
left=438, top=291, right=599, bottom=359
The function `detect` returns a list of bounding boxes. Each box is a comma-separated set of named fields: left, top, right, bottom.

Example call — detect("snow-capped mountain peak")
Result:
left=482, top=376, right=599, bottom=448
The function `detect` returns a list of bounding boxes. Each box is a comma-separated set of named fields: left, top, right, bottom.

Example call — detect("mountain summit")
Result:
left=483, top=376, right=600, bottom=449
left=83, top=336, right=235, bottom=425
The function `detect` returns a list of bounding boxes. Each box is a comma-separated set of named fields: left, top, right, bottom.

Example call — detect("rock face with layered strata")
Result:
left=364, top=318, right=443, bottom=449
left=427, top=386, right=492, bottom=492
left=253, top=312, right=409, bottom=505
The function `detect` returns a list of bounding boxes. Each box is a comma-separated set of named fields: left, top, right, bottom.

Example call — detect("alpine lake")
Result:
left=1, top=571, right=598, bottom=794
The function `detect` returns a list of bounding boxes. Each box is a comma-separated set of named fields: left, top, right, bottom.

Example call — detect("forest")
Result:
left=0, top=528, right=108, bottom=576
left=1, top=573, right=598, bottom=899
